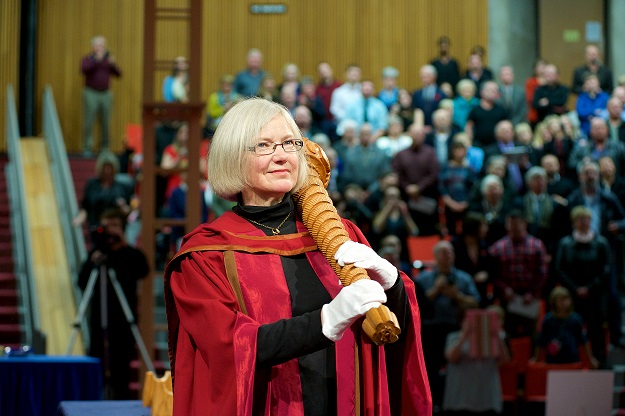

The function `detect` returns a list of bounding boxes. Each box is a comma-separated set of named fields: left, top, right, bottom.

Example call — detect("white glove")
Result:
left=321, top=279, right=387, bottom=341
left=334, top=241, right=398, bottom=290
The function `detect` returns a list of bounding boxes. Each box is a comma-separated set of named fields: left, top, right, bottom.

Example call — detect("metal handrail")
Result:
left=5, top=84, right=42, bottom=350
left=41, top=86, right=89, bottom=351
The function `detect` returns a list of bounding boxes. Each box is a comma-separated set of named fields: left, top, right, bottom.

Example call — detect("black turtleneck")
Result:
left=235, top=194, right=336, bottom=415
left=234, top=194, right=409, bottom=415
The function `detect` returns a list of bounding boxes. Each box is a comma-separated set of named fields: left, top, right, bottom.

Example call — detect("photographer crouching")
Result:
left=78, top=208, right=149, bottom=399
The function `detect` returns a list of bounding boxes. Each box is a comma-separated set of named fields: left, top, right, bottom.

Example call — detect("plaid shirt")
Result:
left=488, top=234, right=548, bottom=297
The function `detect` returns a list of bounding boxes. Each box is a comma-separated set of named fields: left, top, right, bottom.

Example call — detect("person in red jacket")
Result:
left=164, top=97, right=431, bottom=415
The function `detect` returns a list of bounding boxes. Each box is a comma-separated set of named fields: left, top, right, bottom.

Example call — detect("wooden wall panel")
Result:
left=35, top=0, right=486, bottom=153
left=0, top=0, right=21, bottom=151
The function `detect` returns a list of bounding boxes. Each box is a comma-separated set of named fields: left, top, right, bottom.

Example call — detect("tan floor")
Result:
left=20, top=137, right=84, bottom=355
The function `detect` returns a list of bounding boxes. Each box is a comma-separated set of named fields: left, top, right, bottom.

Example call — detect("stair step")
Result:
left=0, top=288, right=18, bottom=305
left=0, top=273, right=16, bottom=289
left=0, top=306, right=19, bottom=325
left=0, top=323, right=22, bottom=343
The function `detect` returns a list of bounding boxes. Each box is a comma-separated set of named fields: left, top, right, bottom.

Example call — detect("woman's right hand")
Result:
left=321, top=280, right=386, bottom=341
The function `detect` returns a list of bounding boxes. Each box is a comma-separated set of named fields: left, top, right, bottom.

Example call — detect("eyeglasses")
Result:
left=248, top=139, right=304, bottom=156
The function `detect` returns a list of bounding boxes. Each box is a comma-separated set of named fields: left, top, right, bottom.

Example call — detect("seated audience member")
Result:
left=454, top=132, right=484, bottom=174
left=412, top=64, right=446, bottom=132
left=571, top=44, right=613, bottom=95
left=277, top=62, right=300, bottom=96
left=541, top=114, right=576, bottom=179
left=297, top=76, right=326, bottom=133
left=293, top=105, right=318, bottom=139
left=522, top=166, right=560, bottom=255
left=439, top=140, right=477, bottom=236
left=468, top=174, right=510, bottom=245
left=533, top=64, right=569, bottom=122
left=576, top=73, right=610, bottom=136
left=416, top=241, right=481, bottom=410
left=488, top=209, right=548, bottom=338
left=426, top=108, right=459, bottom=167
left=315, top=61, right=342, bottom=126
left=278, top=84, right=298, bottom=115
left=344, top=80, right=389, bottom=138
left=452, top=79, right=479, bottom=129
left=482, top=120, right=526, bottom=194
left=330, top=64, right=362, bottom=123
left=430, top=36, right=461, bottom=91
left=364, top=171, right=400, bottom=215
left=541, top=154, right=576, bottom=200
left=162, top=56, right=188, bottom=102
left=376, top=115, right=412, bottom=158
left=160, top=123, right=189, bottom=201
left=604, top=96, right=625, bottom=143
left=337, top=123, right=391, bottom=193
left=379, top=234, right=413, bottom=276
left=171, top=65, right=189, bottom=103
left=443, top=306, right=510, bottom=416
left=569, top=117, right=625, bottom=177
left=465, top=81, right=508, bottom=148
left=372, top=185, right=419, bottom=250
left=497, top=65, right=527, bottom=126
left=515, top=122, right=541, bottom=167
left=73, top=150, right=135, bottom=231
left=525, top=58, right=548, bottom=126
left=463, top=53, right=494, bottom=94
left=257, top=73, right=279, bottom=102
left=392, top=123, right=440, bottom=236
left=470, top=154, right=517, bottom=207
left=391, top=88, right=415, bottom=131
left=337, top=184, right=374, bottom=236
left=233, top=48, right=265, bottom=96
left=206, top=74, right=240, bottom=133
left=452, top=212, right=492, bottom=307
left=333, top=119, right=359, bottom=161
left=555, top=206, right=610, bottom=367
left=599, top=155, right=625, bottom=209
left=378, top=66, right=400, bottom=110
left=534, top=287, right=600, bottom=368
left=167, top=172, right=209, bottom=247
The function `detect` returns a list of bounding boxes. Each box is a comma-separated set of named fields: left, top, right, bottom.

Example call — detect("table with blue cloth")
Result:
left=0, top=355, right=102, bottom=416
left=57, top=400, right=150, bottom=416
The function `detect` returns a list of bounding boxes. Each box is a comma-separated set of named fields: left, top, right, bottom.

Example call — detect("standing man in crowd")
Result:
left=533, top=64, right=569, bottom=122
left=571, top=44, right=613, bottom=95
left=234, top=48, right=266, bottom=97
left=81, top=35, right=121, bottom=156
left=497, top=65, right=527, bottom=126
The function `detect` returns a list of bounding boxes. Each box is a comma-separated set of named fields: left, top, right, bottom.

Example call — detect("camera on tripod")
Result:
left=90, top=223, right=122, bottom=253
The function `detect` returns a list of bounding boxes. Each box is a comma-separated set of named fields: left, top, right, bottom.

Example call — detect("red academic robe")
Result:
left=164, top=211, right=431, bottom=415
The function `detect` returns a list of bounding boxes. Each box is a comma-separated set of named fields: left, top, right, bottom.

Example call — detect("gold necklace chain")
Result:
left=247, top=211, right=291, bottom=235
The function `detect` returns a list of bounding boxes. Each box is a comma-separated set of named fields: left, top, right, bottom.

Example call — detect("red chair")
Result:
left=499, top=361, right=520, bottom=401
left=524, top=361, right=585, bottom=402
left=406, top=235, right=441, bottom=270
left=509, top=336, right=533, bottom=374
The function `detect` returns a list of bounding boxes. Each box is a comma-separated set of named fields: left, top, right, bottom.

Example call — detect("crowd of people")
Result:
left=201, top=41, right=624, bottom=414
left=77, top=37, right=625, bottom=413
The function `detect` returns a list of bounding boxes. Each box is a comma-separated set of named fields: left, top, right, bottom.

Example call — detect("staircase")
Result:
left=0, top=155, right=21, bottom=349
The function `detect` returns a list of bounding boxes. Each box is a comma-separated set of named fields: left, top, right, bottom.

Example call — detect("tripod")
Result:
left=67, top=263, right=156, bottom=392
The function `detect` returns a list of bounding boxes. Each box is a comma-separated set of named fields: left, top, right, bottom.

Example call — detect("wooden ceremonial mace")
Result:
left=292, top=138, right=400, bottom=345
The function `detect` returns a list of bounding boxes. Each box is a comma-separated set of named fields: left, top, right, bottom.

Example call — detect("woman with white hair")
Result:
left=164, top=98, right=431, bottom=415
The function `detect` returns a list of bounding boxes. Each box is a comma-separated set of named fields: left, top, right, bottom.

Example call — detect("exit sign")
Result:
left=250, top=4, right=287, bottom=14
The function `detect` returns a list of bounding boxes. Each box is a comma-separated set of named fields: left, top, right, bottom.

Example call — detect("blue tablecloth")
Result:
left=57, top=400, right=150, bottom=416
left=0, top=355, right=102, bottom=416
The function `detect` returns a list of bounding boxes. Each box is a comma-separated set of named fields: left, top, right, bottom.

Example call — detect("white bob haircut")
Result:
left=207, top=97, right=309, bottom=201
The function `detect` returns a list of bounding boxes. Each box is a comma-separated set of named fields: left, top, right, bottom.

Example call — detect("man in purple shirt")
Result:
left=81, top=36, right=121, bottom=155
left=392, top=123, right=440, bottom=235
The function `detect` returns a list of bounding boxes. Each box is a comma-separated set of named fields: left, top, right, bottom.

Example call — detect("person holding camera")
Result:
left=80, top=35, right=121, bottom=156
left=78, top=208, right=149, bottom=399
left=414, top=240, right=480, bottom=411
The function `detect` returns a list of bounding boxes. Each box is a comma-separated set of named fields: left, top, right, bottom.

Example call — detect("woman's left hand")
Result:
left=334, top=241, right=398, bottom=290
